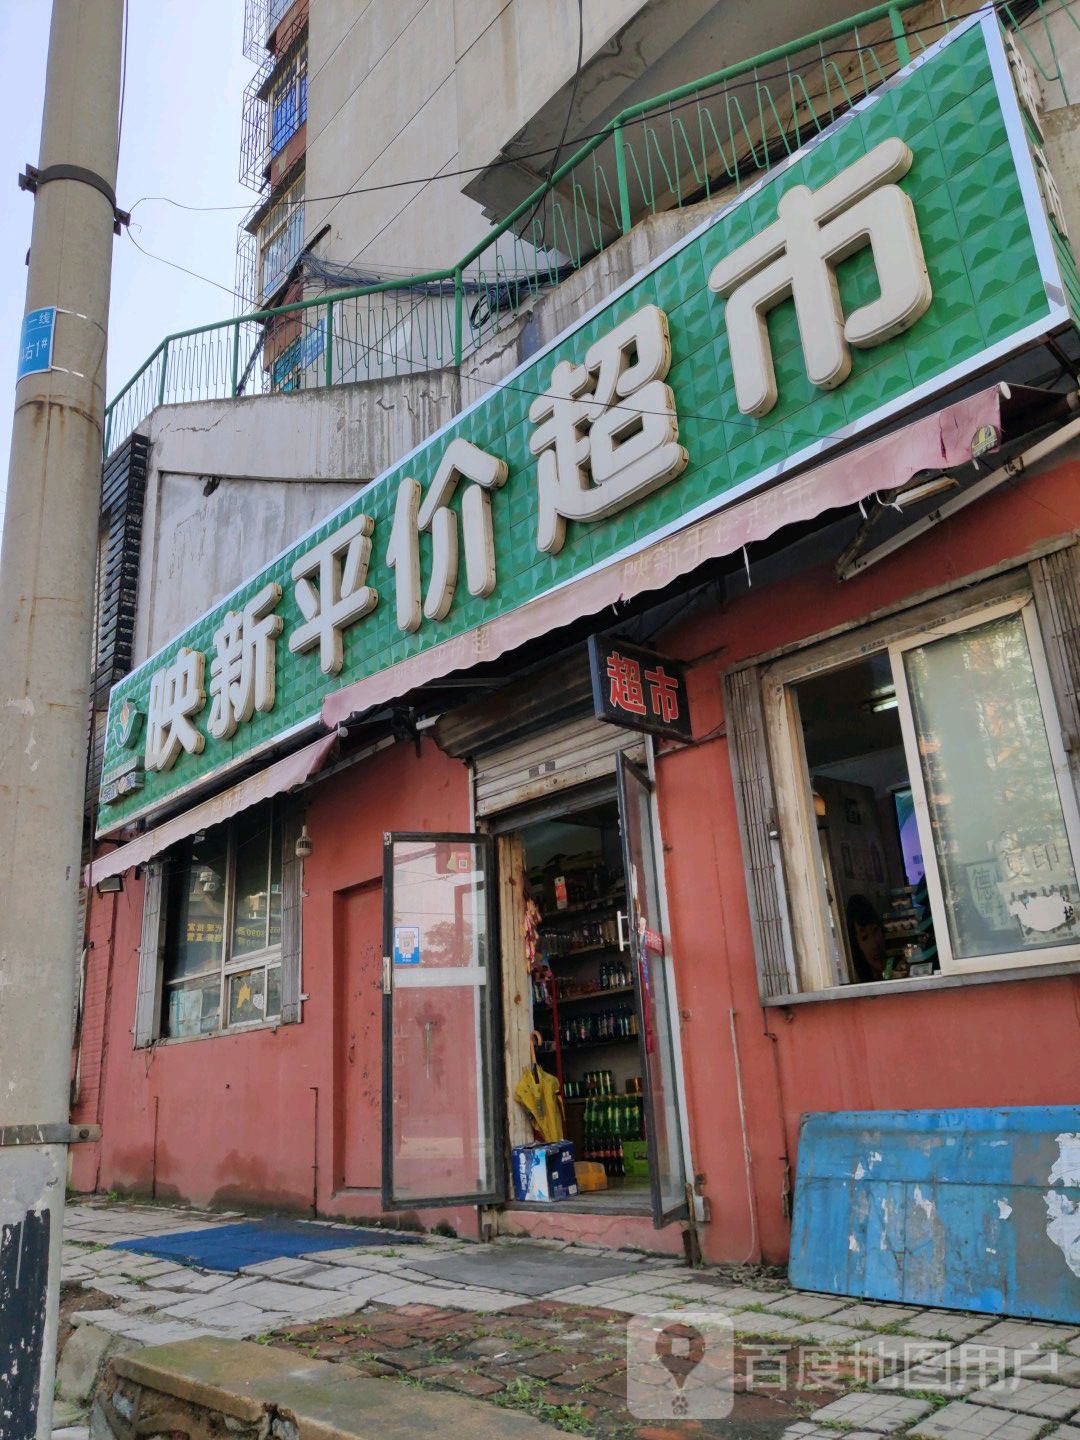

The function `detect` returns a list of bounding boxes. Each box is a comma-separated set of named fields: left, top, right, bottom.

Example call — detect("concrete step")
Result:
left=102, top=1336, right=566, bottom=1440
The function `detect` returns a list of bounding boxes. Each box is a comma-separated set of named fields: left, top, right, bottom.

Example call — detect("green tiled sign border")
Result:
left=99, top=12, right=1077, bottom=833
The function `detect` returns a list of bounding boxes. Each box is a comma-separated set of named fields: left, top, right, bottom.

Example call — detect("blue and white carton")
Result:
left=511, top=1142, right=578, bottom=1201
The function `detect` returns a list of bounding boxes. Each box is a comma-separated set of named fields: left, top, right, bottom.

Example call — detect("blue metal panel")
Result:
left=789, top=1107, right=1080, bottom=1322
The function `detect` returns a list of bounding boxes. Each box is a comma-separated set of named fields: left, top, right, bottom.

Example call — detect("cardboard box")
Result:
left=512, top=1142, right=578, bottom=1201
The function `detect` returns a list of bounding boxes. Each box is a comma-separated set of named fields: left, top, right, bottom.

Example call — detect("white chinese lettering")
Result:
left=708, top=138, right=932, bottom=417
left=289, top=514, right=378, bottom=674
left=1032, top=145, right=1069, bottom=239
left=1005, top=31, right=1043, bottom=139
left=208, top=582, right=283, bottom=740
left=529, top=303, right=687, bottom=556
left=387, top=439, right=508, bottom=633
left=146, top=648, right=206, bottom=772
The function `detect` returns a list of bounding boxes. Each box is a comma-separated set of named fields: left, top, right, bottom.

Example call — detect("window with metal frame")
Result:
left=727, top=563, right=1080, bottom=999
left=268, top=42, right=307, bottom=160
left=159, top=803, right=285, bottom=1037
left=258, top=174, right=305, bottom=303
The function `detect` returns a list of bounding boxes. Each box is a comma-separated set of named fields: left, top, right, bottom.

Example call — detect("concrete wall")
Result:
left=132, top=368, right=460, bottom=662
left=303, top=0, right=889, bottom=281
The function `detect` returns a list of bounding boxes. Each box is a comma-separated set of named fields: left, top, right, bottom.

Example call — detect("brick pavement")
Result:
left=59, top=1199, right=1080, bottom=1439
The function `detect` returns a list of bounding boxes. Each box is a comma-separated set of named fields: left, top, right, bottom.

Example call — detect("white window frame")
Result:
left=890, top=595, right=1080, bottom=977
left=762, top=576, right=1080, bottom=992
left=258, top=173, right=305, bottom=303
left=267, top=41, right=307, bottom=161
left=161, top=808, right=284, bottom=1037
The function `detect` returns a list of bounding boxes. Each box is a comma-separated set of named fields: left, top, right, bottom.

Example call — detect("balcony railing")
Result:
left=104, top=0, right=1078, bottom=456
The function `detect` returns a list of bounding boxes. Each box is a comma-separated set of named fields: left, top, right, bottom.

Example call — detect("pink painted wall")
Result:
left=74, top=456, right=1080, bottom=1264
left=75, top=738, right=483, bottom=1237
left=652, top=455, right=1080, bottom=1263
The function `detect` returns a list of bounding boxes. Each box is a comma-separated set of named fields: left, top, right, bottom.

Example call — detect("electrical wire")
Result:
left=520, top=0, right=585, bottom=245
left=117, top=0, right=130, bottom=152
left=126, top=0, right=1058, bottom=223
left=126, top=229, right=249, bottom=305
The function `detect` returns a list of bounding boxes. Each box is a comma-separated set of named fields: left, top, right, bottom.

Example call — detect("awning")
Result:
left=88, top=732, right=337, bottom=885
left=322, top=386, right=1006, bottom=728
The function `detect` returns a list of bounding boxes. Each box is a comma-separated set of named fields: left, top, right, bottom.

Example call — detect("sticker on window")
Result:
left=393, top=925, right=421, bottom=966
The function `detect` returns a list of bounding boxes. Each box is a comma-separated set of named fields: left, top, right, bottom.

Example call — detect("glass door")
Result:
left=616, top=753, right=689, bottom=1227
left=381, top=832, right=504, bottom=1210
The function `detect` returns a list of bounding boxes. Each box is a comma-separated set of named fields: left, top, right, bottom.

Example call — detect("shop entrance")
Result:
left=496, top=753, right=688, bottom=1229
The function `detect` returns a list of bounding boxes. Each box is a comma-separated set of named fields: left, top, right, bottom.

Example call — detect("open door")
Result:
left=381, top=832, right=504, bottom=1210
left=617, top=753, right=689, bottom=1227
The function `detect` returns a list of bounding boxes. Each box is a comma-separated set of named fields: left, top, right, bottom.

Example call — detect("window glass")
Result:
left=167, top=975, right=221, bottom=1038
left=159, top=803, right=288, bottom=1038
left=164, top=831, right=227, bottom=981
left=903, top=609, right=1080, bottom=960
left=231, top=809, right=273, bottom=957
left=228, top=967, right=266, bottom=1026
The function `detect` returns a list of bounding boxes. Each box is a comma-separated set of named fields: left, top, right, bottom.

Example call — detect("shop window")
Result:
left=727, top=562, right=1080, bottom=999
left=133, top=802, right=303, bottom=1044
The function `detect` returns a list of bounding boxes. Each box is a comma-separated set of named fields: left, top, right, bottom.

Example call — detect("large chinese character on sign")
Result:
left=146, top=648, right=206, bottom=772
left=386, top=438, right=508, bottom=633
left=529, top=303, right=688, bottom=556
left=588, top=635, right=692, bottom=742
left=708, top=138, right=932, bottom=417
left=208, top=581, right=283, bottom=740
left=289, top=513, right=378, bottom=674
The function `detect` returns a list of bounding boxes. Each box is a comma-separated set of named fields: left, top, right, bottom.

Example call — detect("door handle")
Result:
left=382, top=956, right=392, bottom=994
left=617, top=910, right=630, bottom=953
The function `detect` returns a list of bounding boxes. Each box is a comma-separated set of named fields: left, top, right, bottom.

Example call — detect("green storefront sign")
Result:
left=99, top=12, right=1080, bottom=833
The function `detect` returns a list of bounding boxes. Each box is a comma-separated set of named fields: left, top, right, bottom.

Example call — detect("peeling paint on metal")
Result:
left=791, top=1108, right=1080, bottom=1322
left=1046, top=1132, right=1080, bottom=1281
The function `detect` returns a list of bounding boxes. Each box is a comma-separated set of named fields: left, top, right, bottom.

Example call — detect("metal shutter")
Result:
left=723, top=665, right=797, bottom=1000
left=474, top=714, right=644, bottom=817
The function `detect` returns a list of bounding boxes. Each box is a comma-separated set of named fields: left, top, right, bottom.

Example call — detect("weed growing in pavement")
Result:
left=495, top=1377, right=595, bottom=1435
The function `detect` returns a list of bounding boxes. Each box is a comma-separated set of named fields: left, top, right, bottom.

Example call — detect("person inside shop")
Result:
left=846, top=893, right=891, bottom=983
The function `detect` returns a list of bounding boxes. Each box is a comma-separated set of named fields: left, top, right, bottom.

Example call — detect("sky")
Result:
left=0, top=0, right=254, bottom=531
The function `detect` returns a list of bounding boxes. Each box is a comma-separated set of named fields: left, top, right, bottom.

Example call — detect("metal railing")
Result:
left=104, top=0, right=1078, bottom=456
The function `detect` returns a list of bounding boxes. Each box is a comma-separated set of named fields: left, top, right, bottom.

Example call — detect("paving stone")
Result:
left=1018, top=1351, right=1080, bottom=1385
left=971, top=1380, right=1080, bottom=1420
left=783, top=1320, right=866, bottom=1347
left=707, top=1287, right=787, bottom=1310
left=298, top=1265, right=381, bottom=1290
left=841, top=1302, right=926, bottom=1330
left=977, top=1322, right=1080, bottom=1351
left=732, top=1311, right=801, bottom=1338
left=811, top=1391, right=936, bottom=1431
left=440, top=1290, right=529, bottom=1313
left=906, top=1312, right=999, bottom=1343
left=878, top=1341, right=1015, bottom=1396
left=856, top=1333, right=951, bottom=1378
left=910, top=1400, right=1048, bottom=1439
left=1044, top=1426, right=1080, bottom=1439
left=764, top=1292, right=852, bottom=1321
left=782, top=1427, right=882, bottom=1440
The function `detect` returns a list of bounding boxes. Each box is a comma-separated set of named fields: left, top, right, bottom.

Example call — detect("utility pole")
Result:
left=0, top=2, right=124, bottom=1434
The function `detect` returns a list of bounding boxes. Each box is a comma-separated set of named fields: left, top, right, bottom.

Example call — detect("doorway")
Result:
left=379, top=755, right=688, bottom=1230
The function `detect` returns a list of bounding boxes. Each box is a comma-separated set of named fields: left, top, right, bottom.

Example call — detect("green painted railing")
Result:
left=103, top=0, right=1077, bottom=455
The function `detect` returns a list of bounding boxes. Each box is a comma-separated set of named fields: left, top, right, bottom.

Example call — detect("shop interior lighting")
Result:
left=894, top=475, right=961, bottom=508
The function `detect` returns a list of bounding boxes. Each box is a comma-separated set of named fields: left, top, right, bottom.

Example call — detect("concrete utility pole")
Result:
left=0, top=2, right=124, bottom=1434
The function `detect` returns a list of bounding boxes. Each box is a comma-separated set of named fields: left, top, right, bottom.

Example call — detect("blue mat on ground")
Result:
left=111, top=1219, right=420, bottom=1272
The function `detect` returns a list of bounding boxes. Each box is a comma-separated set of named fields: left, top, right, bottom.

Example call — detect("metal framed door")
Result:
left=381, top=832, right=505, bottom=1210
left=617, top=753, right=689, bottom=1227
